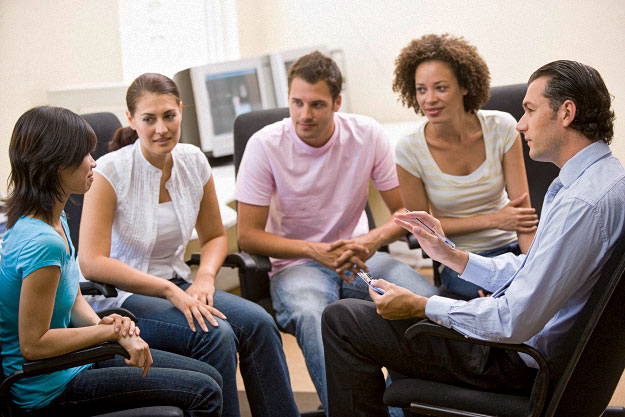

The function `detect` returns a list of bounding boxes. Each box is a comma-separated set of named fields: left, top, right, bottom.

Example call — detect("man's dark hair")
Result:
left=529, top=60, right=614, bottom=144
left=287, top=51, right=343, bottom=101
left=6, top=106, right=97, bottom=228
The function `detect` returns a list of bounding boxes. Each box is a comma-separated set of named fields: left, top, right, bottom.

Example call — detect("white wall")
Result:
left=236, top=0, right=625, bottom=164
left=0, top=0, right=123, bottom=195
left=2, top=0, right=624, bottom=196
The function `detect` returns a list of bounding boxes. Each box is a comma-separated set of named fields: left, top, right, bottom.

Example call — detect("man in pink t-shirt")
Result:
left=234, top=51, right=437, bottom=410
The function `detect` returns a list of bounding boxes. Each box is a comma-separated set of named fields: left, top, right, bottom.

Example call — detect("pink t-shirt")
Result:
left=234, top=112, right=398, bottom=274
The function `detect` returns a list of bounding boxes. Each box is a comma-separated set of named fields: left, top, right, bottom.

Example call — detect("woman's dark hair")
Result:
left=109, top=73, right=181, bottom=151
left=287, top=51, right=343, bottom=101
left=529, top=60, right=615, bottom=144
left=6, top=106, right=96, bottom=228
left=393, top=33, right=490, bottom=115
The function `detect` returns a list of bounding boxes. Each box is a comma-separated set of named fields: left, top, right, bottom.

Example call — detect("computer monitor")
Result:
left=269, top=46, right=350, bottom=112
left=175, top=56, right=277, bottom=158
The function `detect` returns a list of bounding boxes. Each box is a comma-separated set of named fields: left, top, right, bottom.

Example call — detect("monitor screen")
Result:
left=284, top=59, right=296, bottom=75
left=180, top=55, right=277, bottom=157
left=204, top=69, right=263, bottom=136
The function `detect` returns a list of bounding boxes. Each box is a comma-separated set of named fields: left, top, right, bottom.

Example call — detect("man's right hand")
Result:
left=117, top=334, right=153, bottom=377
left=368, top=279, right=427, bottom=320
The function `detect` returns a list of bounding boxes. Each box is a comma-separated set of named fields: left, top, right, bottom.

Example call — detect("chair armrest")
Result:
left=185, top=253, right=201, bottom=266
left=405, top=320, right=549, bottom=370
left=185, top=251, right=272, bottom=303
left=227, top=252, right=272, bottom=303
left=405, top=320, right=550, bottom=416
left=405, top=233, right=422, bottom=251
left=186, top=251, right=272, bottom=273
left=404, top=234, right=432, bottom=261
left=80, top=280, right=118, bottom=298
left=22, top=341, right=129, bottom=376
left=96, top=307, right=138, bottom=322
left=225, top=252, right=272, bottom=303
left=223, top=252, right=272, bottom=273
left=1, top=342, right=129, bottom=400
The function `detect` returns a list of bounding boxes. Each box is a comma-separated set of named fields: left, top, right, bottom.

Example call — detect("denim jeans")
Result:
left=270, top=251, right=438, bottom=411
left=38, top=349, right=222, bottom=416
left=440, top=242, right=521, bottom=299
left=121, top=279, right=298, bottom=417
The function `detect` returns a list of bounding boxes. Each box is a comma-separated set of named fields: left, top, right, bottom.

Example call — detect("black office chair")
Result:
left=383, top=227, right=625, bottom=417
left=408, top=84, right=560, bottom=288
left=1, top=309, right=184, bottom=417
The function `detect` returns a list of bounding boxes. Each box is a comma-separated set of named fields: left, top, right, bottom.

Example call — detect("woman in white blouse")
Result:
left=79, top=73, right=299, bottom=417
left=392, top=34, right=538, bottom=299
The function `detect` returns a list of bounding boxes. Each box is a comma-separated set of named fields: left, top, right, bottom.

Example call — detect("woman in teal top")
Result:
left=0, top=106, right=222, bottom=415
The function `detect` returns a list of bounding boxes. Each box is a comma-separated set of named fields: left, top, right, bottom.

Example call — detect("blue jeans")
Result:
left=440, top=242, right=521, bottom=299
left=121, top=279, right=298, bottom=417
left=270, top=251, right=438, bottom=411
left=39, top=349, right=222, bottom=416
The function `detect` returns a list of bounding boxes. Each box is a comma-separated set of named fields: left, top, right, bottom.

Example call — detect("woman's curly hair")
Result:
left=393, top=33, right=490, bottom=115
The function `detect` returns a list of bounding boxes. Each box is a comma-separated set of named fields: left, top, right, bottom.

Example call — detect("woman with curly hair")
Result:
left=393, top=33, right=538, bottom=299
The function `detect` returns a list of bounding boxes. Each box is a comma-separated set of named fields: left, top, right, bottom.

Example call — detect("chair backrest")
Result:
left=64, top=112, right=121, bottom=252
left=233, top=107, right=290, bottom=176
left=542, top=228, right=625, bottom=416
left=482, top=84, right=560, bottom=218
left=232, top=108, right=291, bottom=304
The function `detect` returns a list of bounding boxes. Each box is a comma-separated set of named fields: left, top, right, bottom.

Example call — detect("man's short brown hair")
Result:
left=288, top=51, right=343, bottom=101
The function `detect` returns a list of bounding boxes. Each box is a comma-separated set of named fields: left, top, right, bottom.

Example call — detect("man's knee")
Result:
left=322, top=298, right=364, bottom=332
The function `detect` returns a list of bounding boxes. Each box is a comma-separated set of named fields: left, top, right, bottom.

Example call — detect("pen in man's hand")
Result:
left=403, top=209, right=456, bottom=249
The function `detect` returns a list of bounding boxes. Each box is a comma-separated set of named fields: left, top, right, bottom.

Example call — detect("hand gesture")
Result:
left=495, top=193, right=538, bottom=233
left=394, top=210, right=452, bottom=261
left=367, top=279, right=427, bottom=320
left=309, top=240, right=369, bottom=282
left=167, top=286, right=227, bottom=332
left=185, top=278, right=216, bottom=306
left=331, top=234, right=379, bottom=276
left=99, top=313, right=140, bottom=337
left=117, top=334, right=153, bottom=377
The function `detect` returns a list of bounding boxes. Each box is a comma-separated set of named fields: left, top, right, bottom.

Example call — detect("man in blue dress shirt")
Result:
left=321, top=60, right=625, bottom=417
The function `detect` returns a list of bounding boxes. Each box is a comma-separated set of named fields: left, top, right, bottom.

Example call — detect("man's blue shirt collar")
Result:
left=559, top=141, right=612, bottom=189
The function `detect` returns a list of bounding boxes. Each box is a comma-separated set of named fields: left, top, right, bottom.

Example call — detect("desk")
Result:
left=212, top=164, right=237, bottom=229
left=189, top=163, right=236, bottom=243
